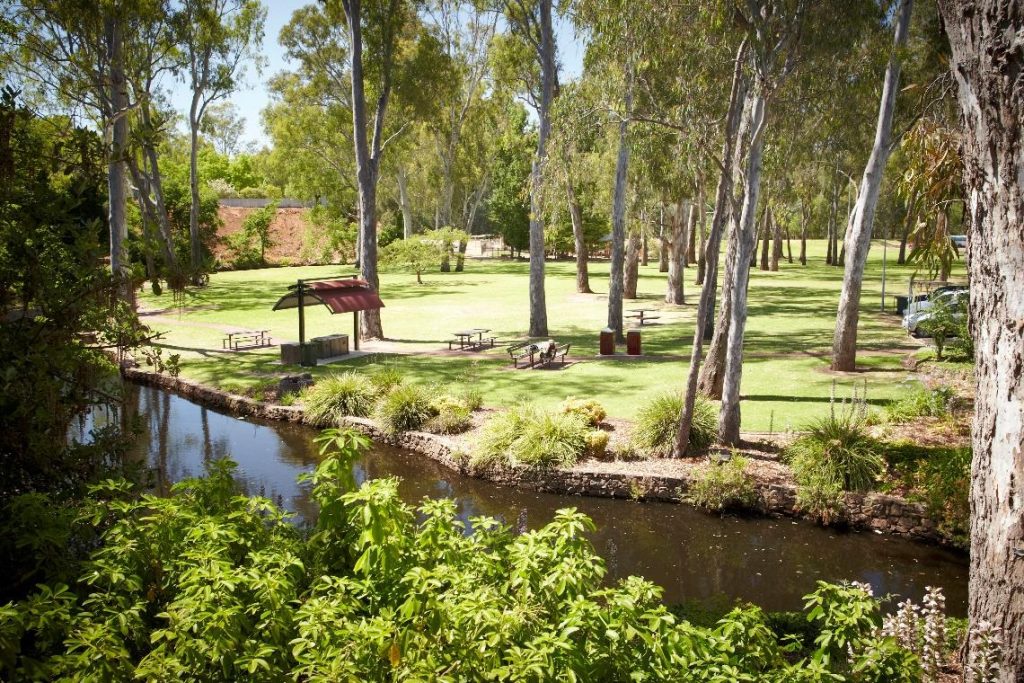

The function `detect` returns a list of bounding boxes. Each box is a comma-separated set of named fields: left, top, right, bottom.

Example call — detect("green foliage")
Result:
left=474, top=405, right=591, bottom=469
left=787, top=412, right=884, bottom=494
left=450, top=384, right=483, bottom=412
left=486, top=103, right=533, bottom=254
left=227, top=202, right=278, bottom=268
left=631, top=393, right=717, bottom=456
left=380, top=236, right=444, bottom=283
left=689, top=456, right=759, bottom=512
left=885, top=384, right=957, bottom=423
left=883, top=442, right=970, bottom=545
left=367, top=364, right=405, bottom=396
left=558, top=396, right=607, bottom=426
left=0, top=430, right=928, bottom=681
left=920, top=297, right=965, bottom=360
left=301, top=372, right=376, bottom=425
left=425, top=398, right=472, bottom=435
left=585, top=429, right=610, bottom=457
left=301, top=206, right=356, bottom=265
left=374, top=384, right=437, bottom=435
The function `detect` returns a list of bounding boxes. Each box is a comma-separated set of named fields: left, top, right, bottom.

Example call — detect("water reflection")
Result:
left=102, top=384, right=969, bottom=615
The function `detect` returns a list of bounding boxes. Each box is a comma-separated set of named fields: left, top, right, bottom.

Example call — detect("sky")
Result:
left=168, top=1, right=586, bottom=150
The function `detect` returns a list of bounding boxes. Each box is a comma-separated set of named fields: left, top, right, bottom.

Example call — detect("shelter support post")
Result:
left=353, top=311, right=359, bottom=351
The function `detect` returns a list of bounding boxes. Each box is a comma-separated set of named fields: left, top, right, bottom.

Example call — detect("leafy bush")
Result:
left=584, top=429, right=609, bottom=457
left=452, top=385, right=484, bottom=411
left=884, top=442, right=970, bottom=545
left=558, top=397, right=607, bottom=426
left=786, top=412, right=884, bottom=493
left=631, top=392, right=716, bottom=456
left=301, top=372, right=376, bottom=425
left=375, top=384, right=437, bottom=435
left=689, top=455, right=759, bottom=512
left=795, top=472, right=846, bottom=525
left=425, top=398, right=472, bottom=435
left=0, top=431, right=930, bottom=681
left=885, top=384, right=957, bottom=423
left=474, top=405, right=590, bottom=469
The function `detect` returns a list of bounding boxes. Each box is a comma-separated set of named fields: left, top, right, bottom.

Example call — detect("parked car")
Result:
left=950, top=234, right=967, bottom=250
left=903, top=289, right=968, bottom=336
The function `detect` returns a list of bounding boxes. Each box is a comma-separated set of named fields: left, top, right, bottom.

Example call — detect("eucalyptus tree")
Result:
left=936, top=3, right=1024, bottom=677
left=831, top=0, right=913, bottom=371
left=200, top=101, right=246, bottom=156
left=176, top=0, right=264, bottom=280
left=280, top=0, right=448, bottom=339
left=9, top=0, right=137, bottom=284
left=717, top=0, right=877, bottom=445
left=490, top=0, right=559, bottom=336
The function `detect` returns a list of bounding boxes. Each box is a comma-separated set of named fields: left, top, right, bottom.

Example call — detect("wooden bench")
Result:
left=223, top=330, right=271, bottom=350
left=539, top=343, right=570, bottom=367
left=511, top=343, right=538, bottom=368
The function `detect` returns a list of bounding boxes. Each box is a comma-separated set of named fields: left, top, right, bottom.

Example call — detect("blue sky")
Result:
left=167, top=1, right=586, bottom=149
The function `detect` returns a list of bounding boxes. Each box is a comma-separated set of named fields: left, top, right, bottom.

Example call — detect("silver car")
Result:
left=903, top=289, right=968, bottom=336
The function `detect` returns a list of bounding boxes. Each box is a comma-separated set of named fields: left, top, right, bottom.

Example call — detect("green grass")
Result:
left=138, top=240, right=964, bottom=431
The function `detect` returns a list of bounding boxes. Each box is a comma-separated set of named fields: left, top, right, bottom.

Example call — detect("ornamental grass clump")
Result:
left=375, top=384, right=437, bottom=435
left=473, top=405, right=590, bottom=469
left=885, top=384, right=957, bottom=423
left=631, top=392, right=716, bottom=456
left=786, top=411, right=884, bottom=494
left=425, top=396, right=473, bottom=435
left=301, top=372, right=375, bottom=425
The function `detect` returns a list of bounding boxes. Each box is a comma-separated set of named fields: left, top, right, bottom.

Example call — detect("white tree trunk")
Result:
left=105, top=14, right=128, bottom=284
left=666, top=201, right=690, bottom=304
left=607, top=91, right=631, bottom=342
left=832, top=0, right=913, bottom=370
left=719, top=86, right=768, bottom=446
left=623, top=229, right=641, bottom=299
left=397, top=165, right=413, bottom=239
left=939, top=2, right=1024, bottom=679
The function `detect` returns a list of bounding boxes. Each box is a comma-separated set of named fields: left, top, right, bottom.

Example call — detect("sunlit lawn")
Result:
left=139, top=239, right=961, bottom=431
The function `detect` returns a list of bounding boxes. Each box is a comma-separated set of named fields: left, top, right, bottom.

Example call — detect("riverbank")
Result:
left=123, top=365, right=961, bottom=549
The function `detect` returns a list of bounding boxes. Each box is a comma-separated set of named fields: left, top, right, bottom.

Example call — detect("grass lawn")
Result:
left=139, top=239, right=962, bottom=432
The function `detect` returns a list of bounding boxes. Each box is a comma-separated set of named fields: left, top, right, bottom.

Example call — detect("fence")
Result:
left=218, top=198, right=316, bottom=209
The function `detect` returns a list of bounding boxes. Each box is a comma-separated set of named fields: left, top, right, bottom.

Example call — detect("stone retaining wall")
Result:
left=122, top=367, right=951, bottom=547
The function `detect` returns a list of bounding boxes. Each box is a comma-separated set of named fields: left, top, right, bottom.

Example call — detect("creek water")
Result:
left=84, top=384, right=969, bottom=615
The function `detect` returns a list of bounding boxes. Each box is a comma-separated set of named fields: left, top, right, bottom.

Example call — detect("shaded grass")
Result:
left=138, top=240, right=964, bottom=431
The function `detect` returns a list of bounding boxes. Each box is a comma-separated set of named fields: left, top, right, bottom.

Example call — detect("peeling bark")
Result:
left=938, top=1, right=1024, bottom=678
left=665, top=200, right=688, bottom=305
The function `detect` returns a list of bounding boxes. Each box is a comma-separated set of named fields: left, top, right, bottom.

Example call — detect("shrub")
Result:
left=631, top=392, right=716, bottom=456
left=585, top=429, right=609, bottom=457
left=425, top=398, right=473, bottom=435
left=375, top=384, right=437, bottom=435
left=689, top=455, right=758, bottom=512
left=795, top=472, right=845, bottom=524
left=368, top=365, right=404, bottom=395
left=473, top=405, right=590, bottom=469
left=559, top=397, right=607, bottom=426
left=885, top=384, right=957, bottom=423
left=301, top=372, right=375, bottom=425
left=786, top=412, right=884, bottom=493
left=452, top=385, right=484, bottom=411
left=884, top=442, right=970, bottom=545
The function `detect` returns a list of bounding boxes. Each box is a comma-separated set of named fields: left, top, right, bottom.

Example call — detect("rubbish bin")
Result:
left=626, top=328, right=642, bottom=356
left=599, top=327, right=615, bottom=355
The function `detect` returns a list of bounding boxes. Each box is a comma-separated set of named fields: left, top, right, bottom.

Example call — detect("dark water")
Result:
left=82, top=384, right=969, bottom=615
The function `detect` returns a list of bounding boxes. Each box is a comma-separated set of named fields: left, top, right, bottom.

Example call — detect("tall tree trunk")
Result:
left=826, top=177, right=837, bottom=265
left=695, top=178, right=707, bottom=284
left=799, top=199, right=808, bottom=266
left=527, top=0, right=557, bottom=337
left=759, top=207, right=771, bottom=271
left=566, top=175, right=591, bottom=292
left=719, top=85, right=768, bottom=446
left=674, top=38, right=747, bottom=457
left=397, top=165, right=413, bottom=239
left=105, top=14, right=128, bottom=285
left=343, top=0, right=386, bottom=340
left=187, top=100, right=203, bottom=279
left=607, top=71, right=632, bottom=342
left=623, top=230, right=641, bottom=299
left=697, top=212, right=737, bottom=400
left=139, top=102, right=178, bottom=274
left=686, top=203, right=698, bottom=265
left=665, top=200, right=688, bottom=305
left=834, top=0, right=916, bottom=369
left=771, top=209, right=783, bottom=271
left=938, top=2, right=1024, bottom=679
left=658, top=203, right=669, bottom=273
left=641, top=230, right=649, bottom=266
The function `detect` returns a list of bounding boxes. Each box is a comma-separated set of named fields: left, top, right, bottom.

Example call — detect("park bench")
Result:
left=539, top=343, right=570, bottom=368
left=223, top=329, right=272, bottom=350
left=510, top=342, right=538, bottom=368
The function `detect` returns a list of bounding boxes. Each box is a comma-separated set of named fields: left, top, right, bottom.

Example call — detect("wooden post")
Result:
left=353, top=310, right=359, bottom=351
left=298, top=279, right=313, bottom=367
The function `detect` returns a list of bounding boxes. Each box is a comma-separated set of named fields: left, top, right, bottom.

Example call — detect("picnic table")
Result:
left=625, top=308, right=660, bottom=326
left=449, top=328, right=495, bottom=350
left=223, top=329, right=272, bottom=350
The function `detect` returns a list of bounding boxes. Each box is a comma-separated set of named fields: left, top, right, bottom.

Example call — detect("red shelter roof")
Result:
left=272, top=278, right=384, bottom=314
